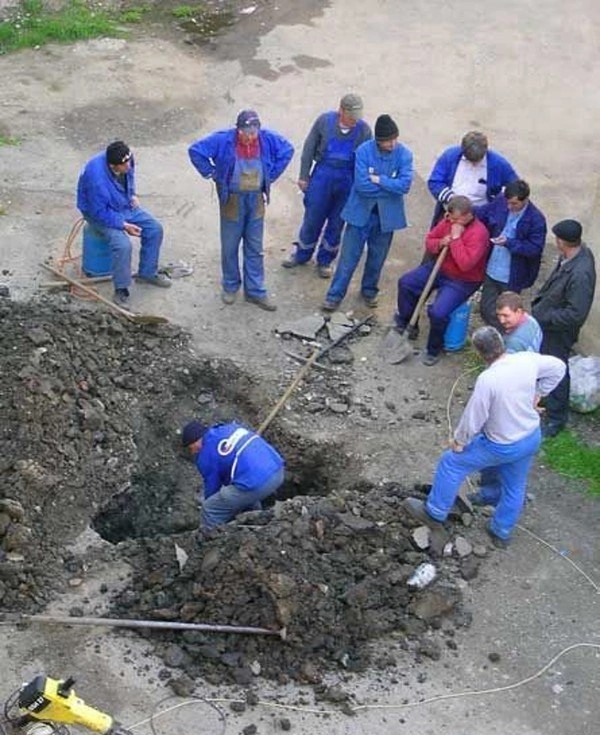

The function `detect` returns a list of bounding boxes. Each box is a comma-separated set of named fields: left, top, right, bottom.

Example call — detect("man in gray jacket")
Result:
left=531, top=219, right=596, bottom=437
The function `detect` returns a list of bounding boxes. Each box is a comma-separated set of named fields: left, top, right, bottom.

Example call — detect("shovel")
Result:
left=41, top=263, right=169, bottom=326
left=380, top=245, right=449, bottom=364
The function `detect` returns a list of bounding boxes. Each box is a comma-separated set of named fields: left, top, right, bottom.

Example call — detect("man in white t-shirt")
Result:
left=402, top=326, right=564, bottom=548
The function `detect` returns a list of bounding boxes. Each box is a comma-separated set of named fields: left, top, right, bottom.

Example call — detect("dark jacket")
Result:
left=188, top=128, right=294, bottom=205
left=531, top=245, right=596, bottom=343
left=476, top=196, right=547, bottom=291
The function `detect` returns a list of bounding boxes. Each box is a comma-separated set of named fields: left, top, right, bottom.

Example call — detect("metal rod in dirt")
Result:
left=1, top=613, right=286, bottom=640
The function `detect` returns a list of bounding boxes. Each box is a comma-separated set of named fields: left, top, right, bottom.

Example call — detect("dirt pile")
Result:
left=114, top=484, right=478, bottom=687
left=0, top=294, right=485, bottom=690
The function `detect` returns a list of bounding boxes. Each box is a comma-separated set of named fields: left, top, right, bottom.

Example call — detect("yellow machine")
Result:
left=2, top=676, right=131, bottom=735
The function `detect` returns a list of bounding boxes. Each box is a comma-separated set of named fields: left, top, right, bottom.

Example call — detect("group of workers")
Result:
left=75, top=94, right=597, bottom=547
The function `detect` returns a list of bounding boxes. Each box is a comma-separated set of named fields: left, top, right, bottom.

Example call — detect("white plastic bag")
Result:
left=569, top=355, right=600, bottom=413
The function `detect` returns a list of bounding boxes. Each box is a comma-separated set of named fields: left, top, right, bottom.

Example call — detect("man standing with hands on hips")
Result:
left=322, top=114, right=413, bottom=311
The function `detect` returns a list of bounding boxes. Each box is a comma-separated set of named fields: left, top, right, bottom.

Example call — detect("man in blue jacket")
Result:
left=427, top=131, right=517, bottom=226
left=476, top=179, right=547, bottom=328
left=322, top=114, right=413, bottom=311
left=182, top=420, right=285, bottom=530
left=282, top=93, right=372, bottom=278
left=77, top=141, right=171, bottom=308
left=188, top=111, right=294, bottom=311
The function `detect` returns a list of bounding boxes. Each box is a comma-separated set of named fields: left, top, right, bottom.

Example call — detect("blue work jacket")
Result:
left=196, top=422, right=284, bottom=499
left=341, top=139, right=413, bottom=232
left=77, top=151, right=136, bottom=230
left=188, top=128, right=294, bottom=205
left=427, top=146, right=518, bottom=224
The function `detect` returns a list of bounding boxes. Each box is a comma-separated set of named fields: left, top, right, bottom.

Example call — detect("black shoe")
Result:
left=113, top=288, right=131, bottom=308
left=486, top=526, right=510, bottom=550
left=402, top=497, right=445, bottom=530
left=542, top=421, right=565, bottom=439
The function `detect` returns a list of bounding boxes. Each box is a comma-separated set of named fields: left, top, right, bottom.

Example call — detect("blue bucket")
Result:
left=444, top=300, right=472, bottom=352
left=82, top=224, right=112, bottom=277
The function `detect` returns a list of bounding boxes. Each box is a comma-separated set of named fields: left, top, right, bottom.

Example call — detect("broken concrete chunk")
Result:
left=276, top=315, right=325, bottom=340
left=454, top=536, right=472, bottom=558
left=412, top=525, right=430, bottom=550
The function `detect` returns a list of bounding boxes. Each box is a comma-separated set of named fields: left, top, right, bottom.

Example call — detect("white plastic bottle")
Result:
left=407, top=562, right=437, bottom=589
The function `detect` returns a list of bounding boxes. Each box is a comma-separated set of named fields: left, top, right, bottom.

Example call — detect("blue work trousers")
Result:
left=426, top=428, right=541, bottom=540
left=296, top=164, right=353, bottom=266
left=326, top=212, right=393, bottom=303
left=86, top=208, right=163, bottom=290
left=220, top=192, right=266, bottom=298
left=201, top=466, right=284, bottom=530
left=396, top=264, right=479, bottom=356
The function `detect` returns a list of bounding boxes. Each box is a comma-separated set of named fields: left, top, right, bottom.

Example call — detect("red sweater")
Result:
left=425, top=217, right=490, bottom=283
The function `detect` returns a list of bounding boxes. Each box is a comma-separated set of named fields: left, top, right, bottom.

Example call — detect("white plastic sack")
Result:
left=569, top=355, right=600, bottom=413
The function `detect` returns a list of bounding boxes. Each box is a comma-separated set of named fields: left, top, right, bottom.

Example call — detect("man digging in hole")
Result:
left=403, top=326, right=565, bottom=549
left=182, top=420, right=285, bottom=532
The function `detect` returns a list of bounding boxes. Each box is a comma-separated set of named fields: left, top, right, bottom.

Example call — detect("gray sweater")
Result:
left=455, top=352, right=565, bottom=445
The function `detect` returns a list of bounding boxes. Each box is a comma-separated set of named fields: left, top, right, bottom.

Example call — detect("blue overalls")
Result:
left=296, top=113, right=362, bottom=267
left=220, top=155, right=267, bottom=298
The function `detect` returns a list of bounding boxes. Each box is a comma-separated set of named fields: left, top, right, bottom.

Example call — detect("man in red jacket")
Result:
left=395, top=196, right=490, bottom=365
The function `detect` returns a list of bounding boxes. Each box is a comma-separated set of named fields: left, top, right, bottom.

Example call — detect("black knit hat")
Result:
left=552, top=219, right=582, bottom=244
left=106, top=141, right=131, bottom=165
left=182, top=420, right=207, bottom=447
left=374, top=114, right=399, bottom=141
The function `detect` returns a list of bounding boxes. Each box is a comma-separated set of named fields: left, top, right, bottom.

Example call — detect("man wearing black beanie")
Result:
left=323, top=114, right=413, bottom=311
left=77, top=140, right=171, bottom=308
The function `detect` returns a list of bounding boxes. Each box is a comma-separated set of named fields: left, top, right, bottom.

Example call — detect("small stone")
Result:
left=68, top=577, right=83, bottom=587
left=242, top=725, right=257, bottom=735
left=328, top=401, right=349, bottom=414
left=472, top=544, right=488, bottom=558
left=279, top=718, right=291, bottom=731
left=249, top=660, right=261, bottom=676
left=454, top=536, right=472, bottom=558
left=229, top=701, right=246, bottom=713
left=169, top=675, right=195, bottom=697
left=412, top=526, right=430, bottom=550
left=488, top=651, right=501, bottom=663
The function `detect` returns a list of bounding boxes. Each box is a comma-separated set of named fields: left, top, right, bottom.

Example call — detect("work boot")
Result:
left=486, top=526, right=510, bottom=550
left=113, top=288, right=131, bottom=308
left=317, top=264, right=333, bottom=279
left=361, top=293, right=379, bottom=308
left=136, top=272, right=172, bottom=288
left=221, top=290, right=237, bottom=305
left=245, top=294, right=277, bottom=312
left=421, top=352, right=441, bottom=366
left=402, top=497, right=445, bottom=530
left=321, top=299, right=340, bottom=312
left=282, top=245, right=305, bottom=269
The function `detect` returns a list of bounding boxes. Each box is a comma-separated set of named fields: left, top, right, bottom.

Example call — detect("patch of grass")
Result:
left=542, top=429, right=600, bottom=496
left=0, top=0, right=121, bottom=55
left=119, top=5, right=150, bottom=24
left=172, top=5, right=199, bottom=19
left=0, top=135, right=20, bottom=146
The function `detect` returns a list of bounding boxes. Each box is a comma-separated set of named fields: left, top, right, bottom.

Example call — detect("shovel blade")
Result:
left=380, top=328, right=413, bottom=364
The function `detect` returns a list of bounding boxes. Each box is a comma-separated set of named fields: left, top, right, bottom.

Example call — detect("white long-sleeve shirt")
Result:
left=455, top=352, right=566, bottom=445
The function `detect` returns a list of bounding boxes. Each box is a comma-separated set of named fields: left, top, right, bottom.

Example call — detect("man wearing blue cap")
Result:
left=532, top=219, right=596, bottom=437
left=188, top=111, right=294, bottom=311
left=182, top=420, right=285, bottom=530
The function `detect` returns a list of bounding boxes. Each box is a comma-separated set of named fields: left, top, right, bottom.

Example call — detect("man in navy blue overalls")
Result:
left=182, top=420, right=285, bottom=531
left=283, top=94, right=372, bottom=278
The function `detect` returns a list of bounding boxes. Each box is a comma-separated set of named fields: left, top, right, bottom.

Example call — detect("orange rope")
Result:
left=56, top=217, right=96, bottom=300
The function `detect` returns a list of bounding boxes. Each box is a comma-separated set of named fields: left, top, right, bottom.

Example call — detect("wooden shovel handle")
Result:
left=408, top=246, right=449, bottom=328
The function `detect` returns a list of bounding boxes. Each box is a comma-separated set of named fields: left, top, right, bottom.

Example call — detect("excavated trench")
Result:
left=0, top=296, right=473, bottom=691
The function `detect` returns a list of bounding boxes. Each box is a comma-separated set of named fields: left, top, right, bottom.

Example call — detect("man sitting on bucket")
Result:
left=182, top=420, right=285, bottom=531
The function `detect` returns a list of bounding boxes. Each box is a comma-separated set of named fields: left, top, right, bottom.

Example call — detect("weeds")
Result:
left=0, top=0, right=121, bottom=54
left=542, top=426, right=600, bottom=496
left=0, top=135, right=20, bottom=146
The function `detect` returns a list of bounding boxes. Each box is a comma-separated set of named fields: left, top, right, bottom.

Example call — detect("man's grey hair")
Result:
left=472, top=326, right=506, bottom=362
left=446, top=195, right=473, bottom=215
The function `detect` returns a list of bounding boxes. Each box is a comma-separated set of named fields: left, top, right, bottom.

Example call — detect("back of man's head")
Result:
left=472, top=326, right=506, bottom=363
left=461, top=131, right=488, bottom=162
